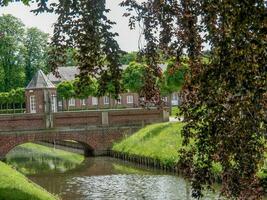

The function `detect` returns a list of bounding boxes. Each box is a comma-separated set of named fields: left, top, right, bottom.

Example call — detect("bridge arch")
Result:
left=0, top=132, right=107, bottom=160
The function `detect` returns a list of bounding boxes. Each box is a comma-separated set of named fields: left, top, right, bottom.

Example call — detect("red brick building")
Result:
left=25, top=68, right=180, bottom=113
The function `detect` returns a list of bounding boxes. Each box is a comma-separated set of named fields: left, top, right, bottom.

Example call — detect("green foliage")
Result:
left=0, top=14, right=50, bottom=92
left=122, top=62, right=146, bottom=93
left=24, top=27, right=49, bottom=84
left=49, top=0, right=122, bottom=98
left=56, top=81, right=75, bottom=100
left=0, top=161, right=58, bottom=200
left=119, top=51, right=137, bottom=65
left=0, top=14, right=25, bottom=92
left=121, top=1, right=266, bottom=199
left=159, top=58, right=187, bottom=96
left=73, top=77, right=98, bottom=99
left=0, top=88, right=25, bottom=106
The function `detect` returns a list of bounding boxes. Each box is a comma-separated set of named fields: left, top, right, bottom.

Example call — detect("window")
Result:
left=30, top=95, right=36, bottom=113
left=172, top=93, right=178, bottom=101
left=127, top=95, right=134, bottom=104
left=58, top=101, right=62, bottom=107
left=92, top=97, right=98, bottom=105
left=104, top=96, right=109, bottom=105
left=117, top=95, right=122, bottom=104
left=69, top=98, right=75, bottom=106
left=51, top=95, right=57, bottom=112
left=81, top=99, right=86, bottom=106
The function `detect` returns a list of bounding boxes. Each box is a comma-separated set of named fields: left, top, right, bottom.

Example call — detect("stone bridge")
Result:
left=0, top=108, right=169, bottom=160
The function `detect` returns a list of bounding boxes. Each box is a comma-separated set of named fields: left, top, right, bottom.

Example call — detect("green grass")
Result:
left=19, top=143, right=84, bottom=164
left=171, top=106, right=180, bottom=117
left=112, top=122, right=267, bottom=179
left=0, top=162, right=58, bottom=200
left=113, top=122, right=184, bottom=166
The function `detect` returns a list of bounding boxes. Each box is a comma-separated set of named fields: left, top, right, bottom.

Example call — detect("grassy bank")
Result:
left=112, top=122, right=267, bottom=179
left=0, top=162, right=58, bottom=200
left=113, top=122, right=184, bottom=166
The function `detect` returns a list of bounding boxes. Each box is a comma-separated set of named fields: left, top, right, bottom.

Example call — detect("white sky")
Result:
left=0, top=1, right=145, bottom=52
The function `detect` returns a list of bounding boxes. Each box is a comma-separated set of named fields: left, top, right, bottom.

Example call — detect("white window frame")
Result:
left=30, top=95, right=36, bottom=113
left=51, top=95, right=57, bottom=113
left=92, top=97, right=98, bottom=106
left=81, top=99, right=86, bottom=106
left=172, top=93, right=178, bottom=101
left=127, top=95, right=134, bottom=104
left=103, top=96, right=110, bottom=105
left=58, top=100, right=62, bottom=107
left=69, top=98, right=75, bottom=106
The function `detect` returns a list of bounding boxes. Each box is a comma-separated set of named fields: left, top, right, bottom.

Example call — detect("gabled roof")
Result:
left=26, top=70, right=56, bottom=89
left=47, top=66, right=79, bottom=84
left=47, top=64, right=167, bottom=84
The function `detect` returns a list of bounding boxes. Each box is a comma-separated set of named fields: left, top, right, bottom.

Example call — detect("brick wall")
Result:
left=0, top=108, right=168, bottom=159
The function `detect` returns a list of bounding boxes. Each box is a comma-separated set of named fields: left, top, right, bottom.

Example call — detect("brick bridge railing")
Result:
left=0, top=108, right=169, bottom=159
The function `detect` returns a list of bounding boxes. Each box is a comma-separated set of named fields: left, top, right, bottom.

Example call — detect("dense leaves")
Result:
left=122, top=61, right=146, bottom=93
left=121, top=0, right=267, bottom=199
left=0, top=14, right=50, bottom=91
left=49, top=0, right=122, bottom=99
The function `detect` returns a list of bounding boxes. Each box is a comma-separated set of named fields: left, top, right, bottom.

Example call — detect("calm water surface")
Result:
left=7, top=146, right=222, bottom=200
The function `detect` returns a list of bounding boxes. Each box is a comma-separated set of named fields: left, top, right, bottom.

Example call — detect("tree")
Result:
left=0, top=14, right=25, bottom=92
left=121, top=0, right=267, bottom=199
left=24, top=27, right=49, bottom=84
left=57, top=81, right=75, bottom=111
left=119, top=51, right=137, bottom=65
left=122, top=62, right=146, bottom=94
left=159, top=58, right=187, bottom=114
left=49, top=0, right=122, bottom=99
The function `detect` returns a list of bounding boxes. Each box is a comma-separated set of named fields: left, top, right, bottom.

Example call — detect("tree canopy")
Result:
left=120, top=1, right=267, bottom=199
left=0, top=1, right=266, bottom=199
left=122, top=62, right=146, bottom=94
left=0, top=14, right=50, bottom=92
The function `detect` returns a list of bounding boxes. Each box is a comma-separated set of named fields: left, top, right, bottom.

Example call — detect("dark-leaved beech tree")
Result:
left=121, top=0, right=267, bottom=199
left=1, top=0, right=266, bottom=199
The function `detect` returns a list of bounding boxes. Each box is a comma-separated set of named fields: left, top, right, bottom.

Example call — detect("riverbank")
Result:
left=0, top=161, right=59, bottom=200
left=6, top=143, right=84, bottom=175
left=113, top=122, right=183, bottom=167
left=112, top=122, right=267, bottom=181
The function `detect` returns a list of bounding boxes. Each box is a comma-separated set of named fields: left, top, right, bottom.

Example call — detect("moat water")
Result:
left=6, top=145, right=222, bottom=200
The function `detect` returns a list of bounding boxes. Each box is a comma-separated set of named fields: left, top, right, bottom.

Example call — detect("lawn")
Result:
left=113, top=122, right=267, bottom=179
left=0, top=162, right=58, bottom=200
left=113, top=122, right=184, bottom=166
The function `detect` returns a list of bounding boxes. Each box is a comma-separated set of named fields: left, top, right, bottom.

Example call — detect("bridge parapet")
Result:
left=0, top=108, right=169, bottom=132
left=0, top=108, right=169, bottom=159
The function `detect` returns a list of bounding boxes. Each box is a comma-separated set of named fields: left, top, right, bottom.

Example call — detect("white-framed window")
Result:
left=103, top=96, right=110, bottom=105
left=117, top=95, right=122, bottom=104
left=127, top=95, right=134, bottom=104
left=81, top=99, right=86, bottom=106
left=58, top=100, right=62, bottom=107
left=69, top=98, right=75, bottom=106
left=92, top=97, right=98, bottom=105
left=30, top=95, right=36, bottom=113
left=172, top=93, right=178, bottom=101
left=51, top=95, right=57, bottom=113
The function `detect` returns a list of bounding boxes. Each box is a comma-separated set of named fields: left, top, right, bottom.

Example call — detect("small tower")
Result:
left=25, top=70, right=57, bottom=114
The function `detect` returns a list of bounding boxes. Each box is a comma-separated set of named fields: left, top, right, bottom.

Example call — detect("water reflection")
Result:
left=6, top=146, right=83, bottom=174
left=7, top=145, right=221, bottom=200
